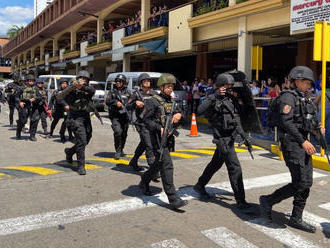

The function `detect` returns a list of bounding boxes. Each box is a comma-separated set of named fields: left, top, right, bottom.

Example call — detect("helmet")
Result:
left=115, top=74, right=127, bottom=82
left=19, top=75, right=26, bottom=81
left=26, top=74, right=35, bottom=81
left=36, top=78, right=44, bottom=84
left=215, top=73, right=235, bottom=87
left=228, top=70, right=247, bottom=83
left=138, top=73, right=151, bottom=84
left=12, top=72, right=19, bottom=80
left=59, top=79, right=68, bottom=85
left=289, top=66, right=315, bottom=82
left=157, top=73, right=176, bottom=88
left=77, top=70, right=90, bottom=80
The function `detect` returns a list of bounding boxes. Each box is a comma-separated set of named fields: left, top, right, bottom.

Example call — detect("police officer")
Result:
left=16, top=75, right=40, bottom=141
left=106, top=74, right=131, bottom=159
left=0, top=87, right=5, bottom=116
left=4, top=73, right=21, bottom=126
left=139, top=74, right=188, bottom=210
left=57, top=70, right=95, bottom=175
left=127, top=73, right=156, bottom=171
left=48, top=79, right=73, bottom=142
left=259, top=66, right=321, bottom=233
left=35, top=78, right=49, bottom=135
left=193, top=73, right=254, bottom=213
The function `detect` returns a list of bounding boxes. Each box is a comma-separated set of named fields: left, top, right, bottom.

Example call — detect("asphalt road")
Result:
left=0, top=105, right=329, bottom=248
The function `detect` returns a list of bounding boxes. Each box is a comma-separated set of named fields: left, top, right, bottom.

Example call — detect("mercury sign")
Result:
left=291, top=0, right=330, bottom=34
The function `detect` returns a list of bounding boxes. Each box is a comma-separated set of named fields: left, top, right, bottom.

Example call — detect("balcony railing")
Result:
left=193, top=0, right=230, bottom=16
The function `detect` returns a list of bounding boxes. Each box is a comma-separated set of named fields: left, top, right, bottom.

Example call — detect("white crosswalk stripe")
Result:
left=319, top=202, right=330, bottom=211
left=202, top=227, right=258, bottom=248
left=245, top=218, right=320, bottom=248
left=0, top=172, right=326, bottom=236
left=151, top=239, right=188, bottom=248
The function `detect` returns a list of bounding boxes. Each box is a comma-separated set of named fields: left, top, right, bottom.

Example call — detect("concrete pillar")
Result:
left=141, top=0, right=151, bottom=32
left=31, top=49, right=35, bottom=62
left=229, top=0, right=236, bottom=6
left=71, top=30, right=76, bottom=50
left=97, top=18, right=104, bottom=43
left=123, top=53, right=131, bottom=72
left=40, top=45, right=45, bottom=61
left=53, top=39, right=58, bottom=57
left=195, top=44, right=208, bottom=79
left=237, top=16, right=252, bottom=80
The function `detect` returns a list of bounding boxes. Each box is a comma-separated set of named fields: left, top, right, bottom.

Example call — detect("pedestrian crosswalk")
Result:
left=0, top=146, right=268, bottom=180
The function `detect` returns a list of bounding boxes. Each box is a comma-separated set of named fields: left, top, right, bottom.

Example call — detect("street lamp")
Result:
left=78, top=11, right=99, bottom=18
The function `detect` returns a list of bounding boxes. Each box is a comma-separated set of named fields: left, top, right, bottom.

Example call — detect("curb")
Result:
left=270, top=144, right=330, bottom=172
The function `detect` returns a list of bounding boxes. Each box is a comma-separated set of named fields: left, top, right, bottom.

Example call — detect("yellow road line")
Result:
left=85, top=164, right=102, bottom=170
left=176, top=149, right=215, bottom=155
left=125, top=154, right=147, bottom=159
left=201, top=145, right=264, bottom=150
left=88, top=158, right=130, bottom=165
left=170, top=152, right=200, bottom=159
left=235, top=148, right=248, bottom=153
left=2, top=166, right=61, bottom=175
left=200, top=147, right=247, bottom=153
left=0, top=173, right=11, bottom=179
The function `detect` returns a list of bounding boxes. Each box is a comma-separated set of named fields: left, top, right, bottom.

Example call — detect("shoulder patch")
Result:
left=283, top=104, right=292, bottom=114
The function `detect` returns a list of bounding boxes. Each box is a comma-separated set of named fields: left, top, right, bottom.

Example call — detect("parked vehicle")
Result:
left=105, top=72, right=188, bottom=116
left=89, top=81, right=106, bottom=111
left=37, top=75, right=76, bottom=103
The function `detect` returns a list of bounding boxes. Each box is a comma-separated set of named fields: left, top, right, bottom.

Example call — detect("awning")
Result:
left=101, top=45, right=139, bottom=56
left=140, top=39, right=167, bottom=54
left=71, top=55, right=95, bottom=64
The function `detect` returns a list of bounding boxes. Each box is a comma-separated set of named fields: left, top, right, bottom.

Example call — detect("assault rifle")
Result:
left=135, top=89, right=146, bottom=119
left=315, top=128, right=330, bottom=164
left=158, top=101, right=179, bottom=162
left=237, top=129, right=254, bottom=160
left=116, top=90, right=130, bottom=120
left=89, top=102, right=104, bottom=125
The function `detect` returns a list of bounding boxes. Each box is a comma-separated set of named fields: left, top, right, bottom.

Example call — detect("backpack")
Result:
left=267, top=90, right=298, bottom=128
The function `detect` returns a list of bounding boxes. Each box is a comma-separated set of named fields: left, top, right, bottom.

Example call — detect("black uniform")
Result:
left=195, top=91, right=250, bottom=208
left=16, top=86, right=41, bottom=139
left=0, top=88, right=5, bottom=115
left=57, top=84, right=95, bottom=172
left=260, top=89, right=316, bottom=224
left=127, top=89, right=156, bottom=168
left=140, top=93, right=182, bottom=203
left=49, top=89, right=73, bottom=140
left=36, top=85, right=48, bottom=134
left=106, top=85, right=131, bottom=156
left=5, top=82, right=21, bottom=125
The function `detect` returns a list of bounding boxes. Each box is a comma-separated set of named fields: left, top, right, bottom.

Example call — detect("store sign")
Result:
left=291, top=0, right=330, bottom=33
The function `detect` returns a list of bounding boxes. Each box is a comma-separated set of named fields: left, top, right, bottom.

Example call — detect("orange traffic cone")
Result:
left=190, top=113, right=198, bottom=137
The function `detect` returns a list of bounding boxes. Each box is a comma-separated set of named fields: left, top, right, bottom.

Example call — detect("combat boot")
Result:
left=114, top=151, right=121, bottom=160
left=259, top=195, right=273, bottom=220
left=43, top=129, right=49, bottom=135
left=138, top=180, right=153, bottom=196
left=29, top=135, right=37, bottom=142
left=16, top=130, right=21, bottom=140
left=193, top=183, right=213, bottom=200
left=288, top=206, right=316, bottom=233
left=169, top=198, right=188, bottom=210
left=60, top=134, right=66, bottom=143
left=65, top=148, right=73, bottom=164
left=77, top=165, right=86, bottom=175
left=129, top=157, right=143, bottom=172
left=236, top=200, right=255, bottom=214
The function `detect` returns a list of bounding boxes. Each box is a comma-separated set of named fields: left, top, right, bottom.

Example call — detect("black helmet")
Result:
left=138, top=73, right=151, bottom=84
left=115, top=74, right=127, bottom=82
left=228, top=70, right=248, bottom=83
left=60, top=79, right=68, bottom=85
left=215, top=73, right=235, bottom=87
left=77, top=70, right=90, bottom=80
left=289, top=66, right=315, bottom=83
left=12, top=72, right=19, bottom=80
left=26, top=74, right=35, bottom=81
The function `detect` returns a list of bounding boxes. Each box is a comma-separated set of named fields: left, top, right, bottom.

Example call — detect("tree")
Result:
left=6, top=25, right=25, bottom=40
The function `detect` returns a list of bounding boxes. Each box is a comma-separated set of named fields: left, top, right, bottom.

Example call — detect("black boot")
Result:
left=114, top=136, right=122, bottom=160
left=114, top=151, right=121, bottom=160
left=65, top=148, right=73, bottom=164
left=129, top=157, right=143, bottom=172
left=29, top=135, right=37, bottom=141
left=259, top=195, right=273, bottom=220
left=169, top=197, right=188, bottom=210
left=139, top=180, right=153, bottom=196
left=60, top=134, right=66, bottom=143
left=193, top=183, right=213, bottom=200
left=43, top=129, right=49, bottom=135
left=236, top=200, right=255, bottom=214
left=77, top=164, right=86, bottom=175
left=288, top=207, right=316, bottom=233
left=16, top=129, right=21, bottom=140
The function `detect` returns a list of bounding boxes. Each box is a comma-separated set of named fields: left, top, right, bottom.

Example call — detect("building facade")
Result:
left=34, top=0, right=53, bottom=18
left=3, top=0, right=327, bottom=83
left=0, top=36, right=11, bottom=78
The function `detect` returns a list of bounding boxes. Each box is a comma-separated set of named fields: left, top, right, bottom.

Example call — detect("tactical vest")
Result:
left=212, top=96, right=237, bottom=132
left=153, top=94, right=175, bottom=127
left=22, top=86, right=37, bottom=100
left=70, top=89, right=91, bottom=111
left=37, top=87, right=47, bottom=99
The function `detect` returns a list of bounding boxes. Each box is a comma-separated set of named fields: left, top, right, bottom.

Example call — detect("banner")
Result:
left=112, top=28, right=125, bottom=61
left=291, top=0, right=330, bottom=34
left=80, top=41, right=89, bottom=66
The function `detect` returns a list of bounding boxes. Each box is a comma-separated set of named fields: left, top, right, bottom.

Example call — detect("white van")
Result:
left=38, top=75, right=76, bottom=102
left=89, top=81, right=106, bottom=111
left=105, top=72, right=187, bottom=114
